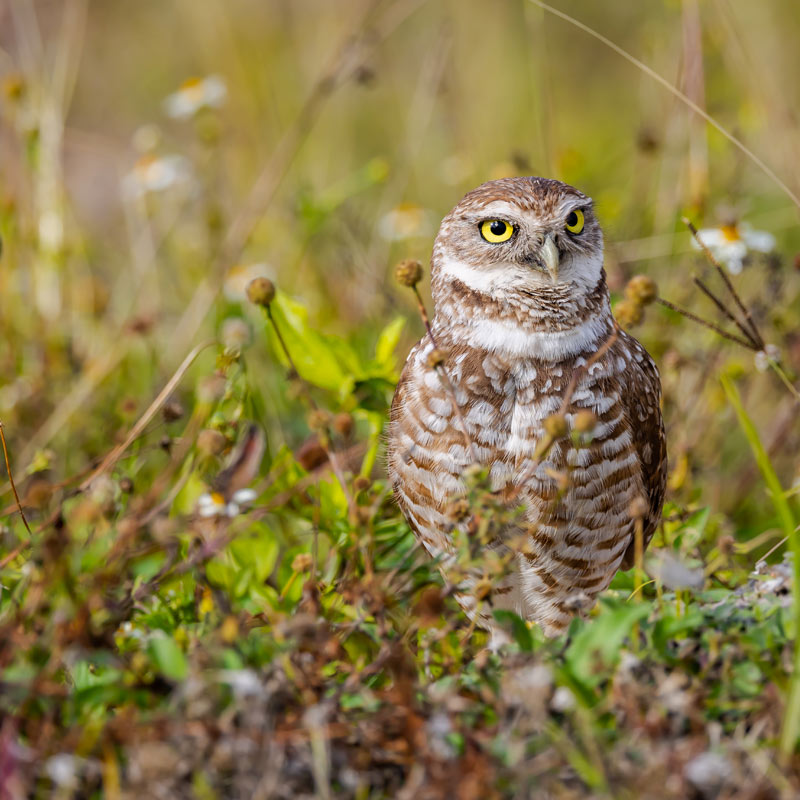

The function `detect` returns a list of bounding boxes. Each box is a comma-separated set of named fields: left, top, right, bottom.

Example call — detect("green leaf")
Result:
left=651, top=607, right=703, bottom=657
left=148, top=633, right=188, bottom=681
left=721, top=375, right=795, bottom=541
left=565, top=600, right=651, bottom=690
left=206, top=559, right=236, bottom=591
left=229, top=525, right=280, bottom=582
left=374, top=316, right=405, bottom=371
left=492, top=610, right=533, bottom=652
left=266, top=292, right=353, bottom=394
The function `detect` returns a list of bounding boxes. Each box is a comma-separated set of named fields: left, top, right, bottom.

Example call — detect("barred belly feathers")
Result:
left=388, top=177, right=666, bottom=638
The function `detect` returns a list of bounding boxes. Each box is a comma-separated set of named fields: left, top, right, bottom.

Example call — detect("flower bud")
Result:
left=624, top=275, right=658, bottom=305
left=307, top=409, right=332, bottom=432
left=573, top=410, right=597, bottom=434
left=292, top=553, right=313, bottom=572
left=628, top=496, right=649, bottom=519
left=246, top=277, right=275, bottom=307
left=615, top=299, right=643, bottom=328
left=543, top=413, right=568, bottom=439
left=427, top=348, right=447, bottom=369
left=197, top=428, right=227, bottom=456
left=395, top=258, right=423, bottom=287
left=332, top=412, right=354, bottom=438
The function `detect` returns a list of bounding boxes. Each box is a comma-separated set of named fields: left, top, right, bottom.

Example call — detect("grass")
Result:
left=1, top=0, right=800, bottom=797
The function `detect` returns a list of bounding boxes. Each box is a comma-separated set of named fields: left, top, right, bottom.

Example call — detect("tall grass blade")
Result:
left=722, top=375, right=800, bottom=758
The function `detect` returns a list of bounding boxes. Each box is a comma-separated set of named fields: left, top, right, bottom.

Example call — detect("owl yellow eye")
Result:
left=565, top=209, right=585, bottom=234
left=480, top=219, right=515, bottom=244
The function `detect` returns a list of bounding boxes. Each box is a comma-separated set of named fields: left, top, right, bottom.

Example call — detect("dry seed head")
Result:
left=332, top=412, right=354, bottom=438
left=718, top=535, right=736, bottom=557
left=628, top=495, right=649, bottom=519
left=197, top=428, right=227, bottom=456
left=446, top=497, right=471, bottom=522
left=543, top=413, right=568, bottom=439
left=246, top=277, right=276, bottom=307
left=427, top=348, right=447, bottom=369
left=291, top=553, right=313, bottom=573
left=162, top=400, right=185, bottom=422
left=461, top=463, right=484, bottom=483
left=572, top=410, right=597, bottom=434
left=307, top=409, right=332, bottom=432
left=353, top=475, right=371, bottom=492
left=395, top=258, right=424, bottom=287
left=615, top=299, right=644, bottom=328
left=624, top=275, right=658, bottom=306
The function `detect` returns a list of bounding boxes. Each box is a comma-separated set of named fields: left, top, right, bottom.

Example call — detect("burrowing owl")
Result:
left=388, top=177, right=666, bottom=637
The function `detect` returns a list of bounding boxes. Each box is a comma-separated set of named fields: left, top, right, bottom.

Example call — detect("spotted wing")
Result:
left=617, top=334, right=667, bottom=569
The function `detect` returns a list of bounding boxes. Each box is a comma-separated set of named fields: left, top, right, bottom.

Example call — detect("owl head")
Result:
left=431, top=177, right=604, bottom=303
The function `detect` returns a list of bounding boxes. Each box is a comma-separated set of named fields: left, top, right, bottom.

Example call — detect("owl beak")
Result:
left=540, top=235, right=560, bottom=282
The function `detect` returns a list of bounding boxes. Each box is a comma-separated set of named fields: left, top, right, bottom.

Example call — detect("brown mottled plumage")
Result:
left=388, top=177, right=666, bottom=638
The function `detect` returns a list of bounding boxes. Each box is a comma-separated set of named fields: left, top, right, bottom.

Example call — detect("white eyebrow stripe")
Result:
left=477, top=201, right=526, bottom=220
left=476, top=197, right=593, bottom=221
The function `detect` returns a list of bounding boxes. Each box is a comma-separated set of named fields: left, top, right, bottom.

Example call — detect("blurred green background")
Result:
left=1, top=0, right=799, bottom=539
left=4, top=3, right=800, bottom=794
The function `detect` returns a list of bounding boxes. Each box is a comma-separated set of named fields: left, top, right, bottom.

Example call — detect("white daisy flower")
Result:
left=164, top=75, right=227, bottom=119
left=122, top=154, right=191, bottom=199
left=378, top=204, right=433, bottom=241
left=196, top=488, right=257, bottom=518
left=223, top=263, right=275, bottom=302
left=692, top=222, right=776, bottom=275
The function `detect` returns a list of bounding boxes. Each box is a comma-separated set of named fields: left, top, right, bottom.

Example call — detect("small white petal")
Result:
left=225, top=503, right=240, bottom=517
left=743, top=229, right=776, bottom=253
left=232, top=488, right=257, bottom=504
left=726, top=256, right=743, bottom=275
left=693, top=228, right=725, bottom=248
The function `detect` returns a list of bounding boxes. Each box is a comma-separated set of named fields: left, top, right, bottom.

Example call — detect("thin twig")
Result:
left=683, top=217, right=765, bottom=349
left=692, top=276, right=760, bottom=349
left=656, top=298, right=757, bottom=350
left=526, top=0, right=800, bottom=210
left=0, top=422, right=32, bottom=537
left=411, top=285, right=436, bottom=346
